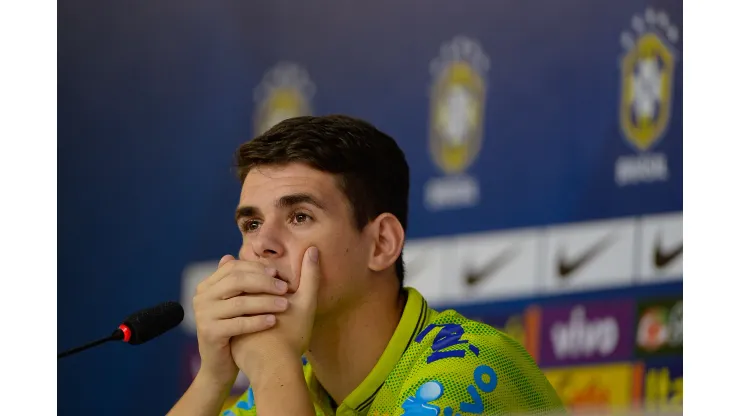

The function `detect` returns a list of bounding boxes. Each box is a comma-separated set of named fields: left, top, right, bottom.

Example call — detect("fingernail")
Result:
left=275, top=297, right=288, bottom=308
left=265, top=315, right=276, bottom=325
left=265, top=267, right=277, bottom=276
left=308, top=246, right=319, bottom=263
left=274, top=279, right=288, bottom=291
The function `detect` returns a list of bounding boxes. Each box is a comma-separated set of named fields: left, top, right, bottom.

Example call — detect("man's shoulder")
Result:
left=371, top=308, right=565, bottom=414
left=412, top=308, right=527, bottom=359
left=409, top=309, right=548, bottom=386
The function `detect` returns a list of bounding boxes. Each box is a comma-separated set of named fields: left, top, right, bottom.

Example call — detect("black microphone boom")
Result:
left=120, top=301, right=185, bottom=345
left=57, top=301, right=184, bottom=359
left=56, top=332, right=123, bottom=359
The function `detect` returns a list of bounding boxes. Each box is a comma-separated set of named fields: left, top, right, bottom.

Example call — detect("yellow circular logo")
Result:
left=429, top=37, right=488, bottom=175
left=619, top=9, right=680, bottom=152
left=253, top=62, right=315, bottom=136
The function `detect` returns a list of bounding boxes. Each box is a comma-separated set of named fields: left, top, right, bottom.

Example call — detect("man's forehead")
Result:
left=239, top=164, right=337, bottom=203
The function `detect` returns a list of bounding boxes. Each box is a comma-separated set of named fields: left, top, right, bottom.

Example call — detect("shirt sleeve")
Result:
left=221, top=387, right=256, bottom=416
left=390, top=323, right=567, bottom=416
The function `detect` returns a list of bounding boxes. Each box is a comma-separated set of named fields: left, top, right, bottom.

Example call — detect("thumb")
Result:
left=293, top=246, right=321, bottom=307
left=218, top=254, right=235, bottom=268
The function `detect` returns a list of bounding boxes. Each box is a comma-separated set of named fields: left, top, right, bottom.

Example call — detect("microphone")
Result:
left=58, top=301, right=184, bottom=359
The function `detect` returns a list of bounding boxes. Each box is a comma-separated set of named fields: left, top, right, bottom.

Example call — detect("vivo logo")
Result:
left=550, top=306, right=620, bottom=359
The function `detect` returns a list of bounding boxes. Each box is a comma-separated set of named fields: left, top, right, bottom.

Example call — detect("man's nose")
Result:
left=250, top=221, right=286, bottom=259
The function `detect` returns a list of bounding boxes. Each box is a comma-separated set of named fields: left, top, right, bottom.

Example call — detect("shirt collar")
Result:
left=340, top=287, right=432, bottom=413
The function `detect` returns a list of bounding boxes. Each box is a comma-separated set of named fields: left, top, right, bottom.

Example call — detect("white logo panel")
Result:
left=637, top=211, right=682, bottom=281
left=543, top=218, right=637, bottom=293
left=402, top=237, right=455, bottom=305
left=450, top=228, right=540, bottom=303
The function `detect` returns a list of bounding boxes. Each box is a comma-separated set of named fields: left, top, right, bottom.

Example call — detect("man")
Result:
left=168, top=115, right=565, bottom=416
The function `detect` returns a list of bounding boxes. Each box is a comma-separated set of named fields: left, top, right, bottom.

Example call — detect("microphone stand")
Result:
left=57, top=329, right=124, bottom=360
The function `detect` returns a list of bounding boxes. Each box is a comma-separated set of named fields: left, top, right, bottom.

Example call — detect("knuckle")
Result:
left=193, top=311, right=208, bottom=328
left=263, top=296, right=279, bottom=309
left=199, top=327, right=215, bottom=342
left=226, top=271, right=243, bottom=287
left=193, top=305, right=205, bottom=320
left=193, top=297, right=213, bottom=321
left=192, top=295, right=203, bottom=311
left=223, top=261, right=237, bottom=274
left=247, top=261, right=265, bottom=273
left=192, top=293, right=209, bottom=309
left=240, top=317, right=256, bottom=333
left=231, top=296, right=246, bottom=310
left=236, top=273, right=254, bottom=291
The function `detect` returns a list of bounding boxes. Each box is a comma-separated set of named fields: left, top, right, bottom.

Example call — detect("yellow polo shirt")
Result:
left=222, top=287, right=565, bottom=415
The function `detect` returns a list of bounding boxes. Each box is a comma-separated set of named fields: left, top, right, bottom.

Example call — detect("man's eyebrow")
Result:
left=235, top=206, right=259, bottom=224
left=276, top=193, right=326, bottom=210
left=235, top=193, right=326, bottom=223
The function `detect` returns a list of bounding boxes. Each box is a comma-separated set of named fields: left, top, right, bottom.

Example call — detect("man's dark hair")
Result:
left=235, top=114, right=410, bottom=286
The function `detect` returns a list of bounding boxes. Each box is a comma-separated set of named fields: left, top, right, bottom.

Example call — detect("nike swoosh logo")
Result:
left=557, top=234, right=616, bottom=278
left=653, top=236, right=682, bottom=269
left=464, top=246, right=520, bottom=287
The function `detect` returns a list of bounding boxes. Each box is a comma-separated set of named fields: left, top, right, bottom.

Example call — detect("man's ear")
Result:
left=367, top=213, right=405, bottom=273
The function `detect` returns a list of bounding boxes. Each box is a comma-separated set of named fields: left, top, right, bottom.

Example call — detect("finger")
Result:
left=218, top=254, right=235, bottom=268
left=210, top=294, right=289, bottom=319
left=208, top=271, right=288, bottom=300
left=196, top=255, right=236, bottom=292
left=292, top=246, right=321, bottom=309
left=210, top=315, right=277, bottom=339
left=198, top=258, right=275, bottom=292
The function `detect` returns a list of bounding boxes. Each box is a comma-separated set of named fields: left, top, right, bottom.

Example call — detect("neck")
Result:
left=305, top=280, right=405, bottom=405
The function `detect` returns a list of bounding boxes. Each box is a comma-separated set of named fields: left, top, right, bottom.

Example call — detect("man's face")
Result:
left=236, top=162, right=372, bottom=316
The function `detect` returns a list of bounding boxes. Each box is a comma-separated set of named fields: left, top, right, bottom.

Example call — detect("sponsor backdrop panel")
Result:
left=451, top=228, right=541, bottom=303
left=640, top=357, right=683, bottom=413
left=59, top=0, right=682, bottom=415
left=541, top=218, right=638, bottom=293
left=635, top=296, right=683, bottom=358
left=637, top=212, right=683, bottom=281
left=402, top=237, right=455, bottom=304
left=543, top=362, right=637, bottom=414
left=537, top=299, right=637, bottom=368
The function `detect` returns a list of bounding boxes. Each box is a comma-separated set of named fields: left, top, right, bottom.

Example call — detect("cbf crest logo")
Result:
left=429, top=36, right=489, bottom=175
left=253, top=62, right=316, bottom=136
left=619, top=8, right=679, bottom=151
left=614, top=9, right=679, bottom=187
left=424, top=36, right=490, bottom=211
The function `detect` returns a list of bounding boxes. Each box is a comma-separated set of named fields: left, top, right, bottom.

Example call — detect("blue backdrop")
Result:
left=58, top=1, right=682, bottom=414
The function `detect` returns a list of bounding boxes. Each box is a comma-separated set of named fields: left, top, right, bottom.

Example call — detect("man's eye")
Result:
left=292, top=213, right=311, bottom=224
left=242, top=220, right=261, bottom=232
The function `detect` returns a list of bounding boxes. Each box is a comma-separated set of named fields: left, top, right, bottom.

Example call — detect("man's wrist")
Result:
left=166, top=370, right=235, bottom=416
left=247, top=355, right=314, bottom=416
left=247, top=351, right=305, bottom=392
left=193, top=369, right=236, bottom=395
